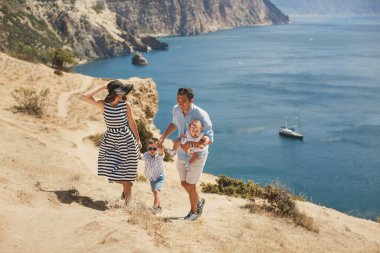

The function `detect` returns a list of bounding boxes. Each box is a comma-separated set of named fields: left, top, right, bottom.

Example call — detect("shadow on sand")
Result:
left=52, top=188, right=108, bottom=211
left=163, top=216, right=185, bottom=222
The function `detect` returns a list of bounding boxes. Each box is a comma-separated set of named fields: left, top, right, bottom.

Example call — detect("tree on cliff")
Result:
left=51, top=48, right=76, bottom=69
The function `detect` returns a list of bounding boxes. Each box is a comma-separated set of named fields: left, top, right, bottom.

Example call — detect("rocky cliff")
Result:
left=271, top=0, right=380, bottom=14
left=0, top=0, right=288, bottom=62
left=107, top=0, right=289, bottom=36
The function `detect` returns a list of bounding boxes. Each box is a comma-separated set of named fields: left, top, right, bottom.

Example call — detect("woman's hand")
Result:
left=137, top=140, right=142, bottom=150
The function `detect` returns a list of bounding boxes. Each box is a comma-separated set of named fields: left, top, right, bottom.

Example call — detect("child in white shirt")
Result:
left=141, top=138, right=165, bottom=214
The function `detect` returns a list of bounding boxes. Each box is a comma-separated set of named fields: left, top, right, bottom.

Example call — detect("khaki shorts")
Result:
left=177, top=155, right=208, bottom=184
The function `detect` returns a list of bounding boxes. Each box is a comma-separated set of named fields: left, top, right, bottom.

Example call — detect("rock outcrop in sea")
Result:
left=132, top=53, right=148, bottom=66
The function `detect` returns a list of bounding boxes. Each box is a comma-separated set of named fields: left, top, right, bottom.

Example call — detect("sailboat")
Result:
left=279, top=109, right=304, bottom=140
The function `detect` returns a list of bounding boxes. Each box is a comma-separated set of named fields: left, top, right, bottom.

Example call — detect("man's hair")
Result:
left=177, top=88, right=194, bottom=100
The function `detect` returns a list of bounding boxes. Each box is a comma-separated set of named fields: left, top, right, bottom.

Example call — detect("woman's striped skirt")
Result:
left=98, top=126, right=139, bottom=182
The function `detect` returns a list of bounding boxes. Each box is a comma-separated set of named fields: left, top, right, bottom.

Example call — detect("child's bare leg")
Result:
left=181, top=142, right=190, bottom=153
left=153, top=190, right=160, bottom=208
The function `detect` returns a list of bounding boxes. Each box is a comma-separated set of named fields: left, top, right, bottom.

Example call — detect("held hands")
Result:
left=137, top=140, right=142, bottom=150
left=158, top=136, right=164, bottom=146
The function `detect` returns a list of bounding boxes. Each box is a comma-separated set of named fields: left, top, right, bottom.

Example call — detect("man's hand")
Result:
left=158, top=136, right=165, bottom=146
left=202, top=136, right=210, bottom=146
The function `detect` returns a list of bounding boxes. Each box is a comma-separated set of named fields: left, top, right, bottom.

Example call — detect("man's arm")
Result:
left=158, top=123, right=177, bottom=145
left=199, top=111, right=214, bottom=145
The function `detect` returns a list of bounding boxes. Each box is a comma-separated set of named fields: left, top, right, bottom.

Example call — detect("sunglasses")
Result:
left=148, top=147, right=158, bottom=151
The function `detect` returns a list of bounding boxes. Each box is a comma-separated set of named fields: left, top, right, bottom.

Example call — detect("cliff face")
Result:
left=0, top=0, right=288, bottom=61
left=270, top=0, right=380, bottom=14
left=107, top=0, right=289, bottom=36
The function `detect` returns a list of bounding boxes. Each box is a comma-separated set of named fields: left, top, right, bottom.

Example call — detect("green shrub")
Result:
left=201, top=175, right=265, bottom=200
left=136, top=119, right=153, bottom=153
left=51, top=48, right=76, bottom=69
left=54, top=69, right=63, bottom=76
left=202, top=175, right=318, bottom=232
left=12, top=87, right=49, bottom=117
left=263, top=181, right=295, bottom=217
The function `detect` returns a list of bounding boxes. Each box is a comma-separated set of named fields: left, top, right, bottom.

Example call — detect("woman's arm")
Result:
left=126, top=101, right=142, bottom=149
left=82, top=84, right=107, bottom=111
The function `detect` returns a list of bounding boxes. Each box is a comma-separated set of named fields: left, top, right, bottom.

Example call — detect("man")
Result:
left=159, top=88, right=214, bottom=221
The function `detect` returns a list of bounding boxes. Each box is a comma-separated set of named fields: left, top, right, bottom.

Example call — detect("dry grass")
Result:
left=12, top=87, right=49, bottom=117
left=85, top=132, right=104, bottom=147
left=124, top=201, right=170, bottom=247
left=136, top=174, right=147, bottom=182
left=292, top=210, right=320, bottom=233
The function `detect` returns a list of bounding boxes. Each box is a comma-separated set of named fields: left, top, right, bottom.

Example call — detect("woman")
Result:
left=83, top=80, right=142, bottom=203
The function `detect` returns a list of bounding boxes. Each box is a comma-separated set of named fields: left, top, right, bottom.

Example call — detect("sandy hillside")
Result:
left=0, top=52, right=379, bottom=253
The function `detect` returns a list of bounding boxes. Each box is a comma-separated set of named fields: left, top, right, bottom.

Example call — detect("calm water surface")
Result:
left=76, top=15, right=380, bottom=220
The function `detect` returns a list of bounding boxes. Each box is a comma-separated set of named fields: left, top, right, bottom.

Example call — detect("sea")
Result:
left=75, top=15, right=380, bottom=220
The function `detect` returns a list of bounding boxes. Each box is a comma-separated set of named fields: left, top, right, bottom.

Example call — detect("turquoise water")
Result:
left=76, top=15, right=380, bottom=220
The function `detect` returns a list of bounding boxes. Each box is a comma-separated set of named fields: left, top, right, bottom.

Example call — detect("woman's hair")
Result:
left=177, top=87, right=194, bottom=100
left=104, top=80, right=130, bottom=103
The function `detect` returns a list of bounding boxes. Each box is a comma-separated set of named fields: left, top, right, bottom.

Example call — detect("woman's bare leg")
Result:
left=122, top=181, right=132, bottom=204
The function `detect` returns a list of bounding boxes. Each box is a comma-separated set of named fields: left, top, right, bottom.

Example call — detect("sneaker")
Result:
left=166, top=149, right=177, bottom=157
left=184, top=212, right=198, bottom=221
left=152, top=206, right=162, bottom=214
left=184, top=211, right=192, bottom=219
left=197, top=197, right=205, bottom=216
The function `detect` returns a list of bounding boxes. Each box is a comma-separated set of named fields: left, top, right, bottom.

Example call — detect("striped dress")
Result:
left=98, top=100, right=139, bottom=182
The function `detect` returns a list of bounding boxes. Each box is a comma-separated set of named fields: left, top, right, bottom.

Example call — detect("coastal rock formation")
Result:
left=271, top=0, right=380, bottom=14
left=0, top=0, right=288, bottom=61
left=141, top=36, right=169, bottom=51
left=132, top=53, right=148, bottom=66
left=107, top=0, right=289, bottom=36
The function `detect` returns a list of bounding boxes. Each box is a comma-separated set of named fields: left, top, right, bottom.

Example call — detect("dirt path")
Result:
left=57, top=76, right=93, bottom=118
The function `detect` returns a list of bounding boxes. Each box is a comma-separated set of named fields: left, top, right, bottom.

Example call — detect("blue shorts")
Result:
left=150, top=175, right=165, bottom=191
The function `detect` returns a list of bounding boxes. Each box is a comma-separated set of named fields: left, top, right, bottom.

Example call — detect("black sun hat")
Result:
left=119, top=83, right=133, bottom=95
left=107, top=80, right=133, bottom=95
